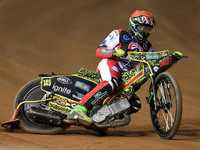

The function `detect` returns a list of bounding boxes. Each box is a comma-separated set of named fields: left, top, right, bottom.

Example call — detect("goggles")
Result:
left=137, top=25, right=152, bottom=34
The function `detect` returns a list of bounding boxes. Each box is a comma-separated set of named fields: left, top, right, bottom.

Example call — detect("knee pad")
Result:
left=129, top=96, right=141, bottom=114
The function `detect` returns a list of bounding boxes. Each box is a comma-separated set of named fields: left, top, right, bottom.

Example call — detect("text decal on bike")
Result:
left=75, top=81, right=91, bottom=92
left=43, top=79, right=52, bottom=87
left=146, top=54, right=159, bottom=60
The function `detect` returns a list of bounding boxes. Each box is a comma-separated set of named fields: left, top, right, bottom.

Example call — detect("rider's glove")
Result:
left=172, top=51, right=183, bottom=57
left=113, top=49, right=125, bottom=57
left=171, top=51, right=183, bottom=60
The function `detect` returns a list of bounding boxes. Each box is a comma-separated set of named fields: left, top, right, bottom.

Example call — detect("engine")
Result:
left=91, top=98, right=131, bottom=124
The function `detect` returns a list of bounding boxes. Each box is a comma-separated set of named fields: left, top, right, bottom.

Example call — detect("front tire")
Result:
left=150, top=72, right=182, bottom=139
left=15, top=78, right=68, bottom=134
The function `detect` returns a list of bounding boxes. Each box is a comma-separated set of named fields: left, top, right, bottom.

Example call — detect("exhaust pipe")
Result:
left=26, top=107, right=65, bottom=126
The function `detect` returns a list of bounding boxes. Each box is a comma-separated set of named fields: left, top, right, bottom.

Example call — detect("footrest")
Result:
left=1, top=119, right=19, bottom=129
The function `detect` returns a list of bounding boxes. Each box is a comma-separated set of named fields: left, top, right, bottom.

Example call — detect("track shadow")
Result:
left=173, top=119, right=200, bottom=140
left=61, top=126, right=155, bottom=137
left=104, top=129, right=155, bottom=137
left=174, top=128, right=200, bottom=140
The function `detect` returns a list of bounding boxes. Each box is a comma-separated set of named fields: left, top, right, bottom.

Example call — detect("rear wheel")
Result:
left=15, top=78, right=68, bottom=134
left=150, top=72, right=182, bottom=139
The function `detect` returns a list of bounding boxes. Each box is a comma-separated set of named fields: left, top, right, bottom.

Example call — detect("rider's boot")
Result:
left=67, top=105, right=93, bottom=126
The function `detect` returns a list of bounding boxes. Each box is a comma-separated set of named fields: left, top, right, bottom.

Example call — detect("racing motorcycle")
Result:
left=1, top=50, right=187, bottom=139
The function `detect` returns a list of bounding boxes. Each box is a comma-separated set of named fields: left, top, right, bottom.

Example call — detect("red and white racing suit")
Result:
left=78, top=29, right=154, bottom=112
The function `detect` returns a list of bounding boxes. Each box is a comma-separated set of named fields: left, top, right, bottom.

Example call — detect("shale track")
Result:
left=0, top=0, right=199, bottom=150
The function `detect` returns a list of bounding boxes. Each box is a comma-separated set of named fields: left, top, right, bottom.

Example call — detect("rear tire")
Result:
left=150, top=72, right=182, bottom=139
left=15, top=78, right=68, bottom=134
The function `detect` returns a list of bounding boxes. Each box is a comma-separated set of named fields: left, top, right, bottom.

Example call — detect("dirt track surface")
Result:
left=0, top=0, right=199, bottom=149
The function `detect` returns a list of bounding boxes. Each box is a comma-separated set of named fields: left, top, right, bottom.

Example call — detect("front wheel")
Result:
left=150, top=72, right=182, bottom=139
left=15, top=78, right=68, bottom=134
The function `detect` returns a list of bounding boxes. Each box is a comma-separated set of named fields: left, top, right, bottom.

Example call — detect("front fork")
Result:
left=146, top=76, right=157, bottom=111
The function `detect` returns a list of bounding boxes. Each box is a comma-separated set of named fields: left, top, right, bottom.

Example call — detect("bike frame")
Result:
left=104, top=50, right=172, bottom=110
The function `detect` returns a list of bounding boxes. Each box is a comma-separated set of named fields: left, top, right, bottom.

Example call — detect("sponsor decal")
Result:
left=146, top=54, right=159, bottom=60
left=72, top=94, right=81, bottom=100
left=91, top=91, right=108, bottom=105
left=108, top=34, right=114, bottom=40
left=72, top=92, right=85, bottom=100
left=100, top=49, right=112, bottom=54
left=54, top=99, right=66, bottom=106
left=100, top=40, right=108, bottom=47
left=52, top=85, right=71, bottom=94
left=100, top=31, right=116, bottom=47
left=76, top=92, right=84, bottom=98
left=111, top=66, right=120, bottom=73
left=153, top=66, right=159, bottom=72
left=57, top=77, right=72, bottom=85
left=51, top=96, right=78, bottom=110
left=49, top=102, right=70, bottom=114
left=75, top=81, right=91, bottom=92
left=161, top=52, right=168, bottom=57
left=43, top=79, right=51, bottom=87
left=53, top=96, right=69, bottom=106
left=123, top=35, right=133, bottom=41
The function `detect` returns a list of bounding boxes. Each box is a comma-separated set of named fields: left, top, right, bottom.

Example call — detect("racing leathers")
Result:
left=78, top=29, right=154, bottom=112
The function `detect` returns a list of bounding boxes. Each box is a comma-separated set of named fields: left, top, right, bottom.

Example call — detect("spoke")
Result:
left=164, top=80, right=174, bottom=127
left=167, top=109, right=174, bottom=127
left=159, top=81, right=166, bottom=103
left=161, top=109, right=170, bottom=131
left=164, top=81, right=171, bottom=103
left=157, top=88, right=162, bottom=104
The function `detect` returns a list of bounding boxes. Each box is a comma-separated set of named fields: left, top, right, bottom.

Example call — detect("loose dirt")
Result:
left=0, top=0, right=199, bottom=150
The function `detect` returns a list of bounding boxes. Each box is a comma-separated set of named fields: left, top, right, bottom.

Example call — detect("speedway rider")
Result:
left=67, top=10, right=156, bottom=126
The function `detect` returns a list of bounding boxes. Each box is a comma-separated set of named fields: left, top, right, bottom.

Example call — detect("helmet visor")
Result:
left=137, top=25, right=152, bottom=34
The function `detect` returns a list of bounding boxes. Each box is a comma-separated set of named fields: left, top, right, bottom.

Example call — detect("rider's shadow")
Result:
left=102, top=129, right=155, bottom=137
